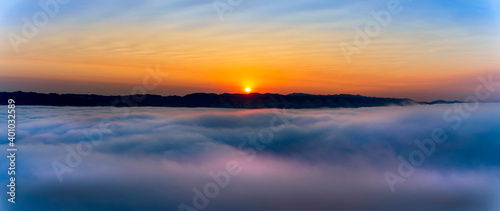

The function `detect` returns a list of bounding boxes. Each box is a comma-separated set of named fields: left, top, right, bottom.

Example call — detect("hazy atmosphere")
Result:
left=1, top=104, right=500, bottom=210
left=1, top=0, right=499, bottom=210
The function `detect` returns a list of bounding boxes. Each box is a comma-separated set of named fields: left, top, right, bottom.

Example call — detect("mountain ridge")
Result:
left=0, top=91, right=454, bottom=109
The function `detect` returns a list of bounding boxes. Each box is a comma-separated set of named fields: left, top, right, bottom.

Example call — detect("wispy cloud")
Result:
left=0, top=1, right=498, bottom=98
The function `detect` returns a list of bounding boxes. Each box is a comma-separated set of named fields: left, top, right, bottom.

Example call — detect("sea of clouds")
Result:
left=1, top=104, right=499, bottom=211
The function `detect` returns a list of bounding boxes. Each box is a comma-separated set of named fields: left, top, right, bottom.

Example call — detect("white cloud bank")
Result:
left=1, top=104, right=500, bottom=211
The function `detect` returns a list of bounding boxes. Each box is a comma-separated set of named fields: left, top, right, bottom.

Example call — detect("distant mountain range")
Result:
left=0, top=91, right=460, bottom=109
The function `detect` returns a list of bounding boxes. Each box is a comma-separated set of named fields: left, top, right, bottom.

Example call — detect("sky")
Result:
left=0, top=0, right=499, bottom=101
left=1, top=104, right=500, bottom=210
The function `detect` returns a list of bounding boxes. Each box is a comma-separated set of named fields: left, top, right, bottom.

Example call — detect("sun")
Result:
left=245, top=87, right=251, bottom=93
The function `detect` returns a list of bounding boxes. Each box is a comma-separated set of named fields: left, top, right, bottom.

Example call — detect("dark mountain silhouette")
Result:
left=425, top=100, right=463, bottom=104
left=0, top=91, right=422, bottom=109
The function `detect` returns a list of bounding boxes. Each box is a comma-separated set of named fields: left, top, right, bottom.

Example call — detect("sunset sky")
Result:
left=0, top=0, right=499, bottom=101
